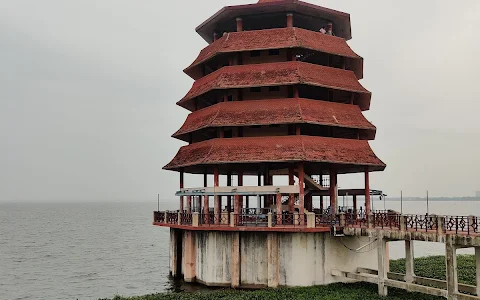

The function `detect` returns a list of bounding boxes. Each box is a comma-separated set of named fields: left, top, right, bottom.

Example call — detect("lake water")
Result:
left=1, top=200, right=478, bottom=300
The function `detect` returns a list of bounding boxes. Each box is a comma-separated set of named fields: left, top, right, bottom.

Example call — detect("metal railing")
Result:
left=152, top=210, right=480, bottom=237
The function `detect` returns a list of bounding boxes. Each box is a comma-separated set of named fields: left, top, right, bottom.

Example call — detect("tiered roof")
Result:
left=185, top=27, right=363, bottom=79
left=178, top=61, right=371, bottom=111
left=164, top=135, right=385, bottom=173
left=173, top=98, right=376, bottom=141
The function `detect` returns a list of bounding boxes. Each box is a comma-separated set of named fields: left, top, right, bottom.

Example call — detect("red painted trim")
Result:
left=153, top=223, right=331, bottom=233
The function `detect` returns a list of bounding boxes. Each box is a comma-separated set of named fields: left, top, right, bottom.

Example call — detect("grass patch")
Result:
left=104, top=255, right=475, bottom=300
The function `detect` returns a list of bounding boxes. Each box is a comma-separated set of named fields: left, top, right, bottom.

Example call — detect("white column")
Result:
left=405, top=240, right=415, bottom=284
left=476, top=247, right=480, bottom=296
left=446, top=240, right=458, bottom=299
left=377, top=237, right=388, bottom=296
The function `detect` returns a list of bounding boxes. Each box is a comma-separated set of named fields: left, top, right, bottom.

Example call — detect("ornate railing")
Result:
left=153, top=211, right=165, bottom=223
left=405, top=214, right=438, bottom=232
left=180, top=213, right=192, bottom=225
left=153, top=210, right=480, bottom=237
left=444, top=216, right=479, bottom=234
left=166, top=212, right=178, bottom=225
left=238, top=213, right=269, bottom=227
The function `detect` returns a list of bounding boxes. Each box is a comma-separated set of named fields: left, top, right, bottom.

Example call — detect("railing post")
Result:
left=306, top=212, right=315, bottom=228
left=294, top=212, right=299, bottom=226
left=400, top=215, right=407, bottom=231
left=230, top=212, right=236, bottom=227
left=437, top=216, right=445, bottom=235
left=268, top=212, right=273, bottom=228
left=164, top=211, right=168, bottom=224
left=178, top=212, right=182, bottom=225
left=339, top=212, right=346, bottom=227
left=368, top=213, right=374, bottom=229
left=192, top=212, right=199, bottom=227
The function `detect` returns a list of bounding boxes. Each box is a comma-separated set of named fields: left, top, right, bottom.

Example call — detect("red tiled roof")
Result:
left=185, top=27, right=363, bottom=79
left=178, top=61, right=371, bottom=110
left=164, top=135, right=385, bottom=172
left=173, top=98, right=376, bottom=140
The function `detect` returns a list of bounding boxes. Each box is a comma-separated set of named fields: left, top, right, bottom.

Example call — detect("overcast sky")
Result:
left=1, top=0, right=479, bottom=203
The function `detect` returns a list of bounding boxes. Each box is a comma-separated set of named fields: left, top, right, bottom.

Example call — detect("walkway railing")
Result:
left=153, top=211, right=480, bottom=236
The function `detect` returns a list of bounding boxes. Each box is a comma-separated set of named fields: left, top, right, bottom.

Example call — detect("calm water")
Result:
left=1, top=200, right=479, bottom=300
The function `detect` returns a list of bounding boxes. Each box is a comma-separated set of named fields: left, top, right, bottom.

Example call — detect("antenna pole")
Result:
left=158, top=194, right=160, bottom=212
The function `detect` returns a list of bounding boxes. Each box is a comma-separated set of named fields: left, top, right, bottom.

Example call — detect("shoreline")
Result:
left=101, top=255, right=476, bottom=300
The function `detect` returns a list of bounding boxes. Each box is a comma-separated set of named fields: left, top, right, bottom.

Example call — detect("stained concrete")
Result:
left=170, top=229, right=378, bottom=288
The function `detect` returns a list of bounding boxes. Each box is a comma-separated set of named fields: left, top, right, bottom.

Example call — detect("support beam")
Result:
left=238, top=171, right=244, bottom=211
left=203, top=196, right=209, bottom=224
left=183, top=231, right=196, bottom=283
left=446, top=240, right=458, bottom=299
left=186, top=196, right=192, bottom=214
left=227, top=173, right=232, bottom=213
left=365, top=168, right=371, bottom=215
left=298, top=163, right=305, bottom=224
left=267, top=233, right=279, bottom=288
left=180, top=171, right=184, bottom=212
left=329, top=169, right=338, bottom=215
left=231, top=232, right=240, bottom=288
left=214, top=167, right=220, bottom=225
left=377, top=237, right=388, bottom=296
left=288, top=167, right=295, bottom=213
left=405, top=240, right=415, bottom=284
left=276, top=193, right=282, bottom=225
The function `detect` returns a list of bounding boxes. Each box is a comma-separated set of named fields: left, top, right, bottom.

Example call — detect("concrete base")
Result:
left=169, top=228, right=378, bottom=288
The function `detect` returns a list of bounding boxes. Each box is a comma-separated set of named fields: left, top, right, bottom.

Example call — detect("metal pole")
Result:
left=401, top=190, right=403, bottom=214
left=427, top=190, right=429, bottom=215
left=157, top=194, right=159, bottom=212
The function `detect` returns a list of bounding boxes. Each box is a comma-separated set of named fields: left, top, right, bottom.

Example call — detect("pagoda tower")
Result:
left=157, top=0, right=386, bottom=288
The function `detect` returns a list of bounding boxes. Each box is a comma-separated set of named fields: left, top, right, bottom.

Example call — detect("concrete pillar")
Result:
left=377, top=237, right=388, bottom=296
left=400, top=215, right=407, bottom=231
left=169, top=228, right=179, bottom=277
left=180, top=171, right=184, bottom=212
left=268, top=212, right=273, bottom=228
left=446, top=240, right=458, bottom=300
left=183, top=231, right=196, bottom=283
left=339, top=213, right=346, bottom=227
left=365, top=168, right=371, bottom=215
left=214, top=167, right=220, bottom=225
left=298, top=163, right=305, bottom=224
left=231, top=232, right=240, bottom=288
left=192, top=213, right=199, bottom=227
left=177, top=212, right=182, bottom=225
left=286, top=13, right=293, bottom=28
left=405, top=240, right=415, bottom=284
left=476, top=247, right=480, bottom=296
left=306, top=212, right=315, bottom=228
left=437, top=216, right=445, bottom=235
left=234, top=195, right=240, bottom=226
left=236, top=17, right=243, bottom=32
left=276, top=193, right=282, bottom=225
left=267, top=233, right=279, bottom=288
left=288, top=167, right=295, bottom=213
left=329, top=169, right=338, bottom=215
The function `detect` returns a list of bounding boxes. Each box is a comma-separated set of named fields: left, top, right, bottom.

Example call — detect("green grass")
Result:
left=103, top=255, right=475, bottom=300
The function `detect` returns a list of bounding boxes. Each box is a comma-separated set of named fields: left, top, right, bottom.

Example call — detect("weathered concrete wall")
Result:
left=277, top=233, right=377, bottom=286
left=175, top=230, right=377, bottom=288
left=240, top=232, right=269, bottom=287
left=194, top=231, right=233, bottom=286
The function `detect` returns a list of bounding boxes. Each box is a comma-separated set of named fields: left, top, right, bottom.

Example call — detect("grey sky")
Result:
left=1, top=0, right=479, bottom=203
